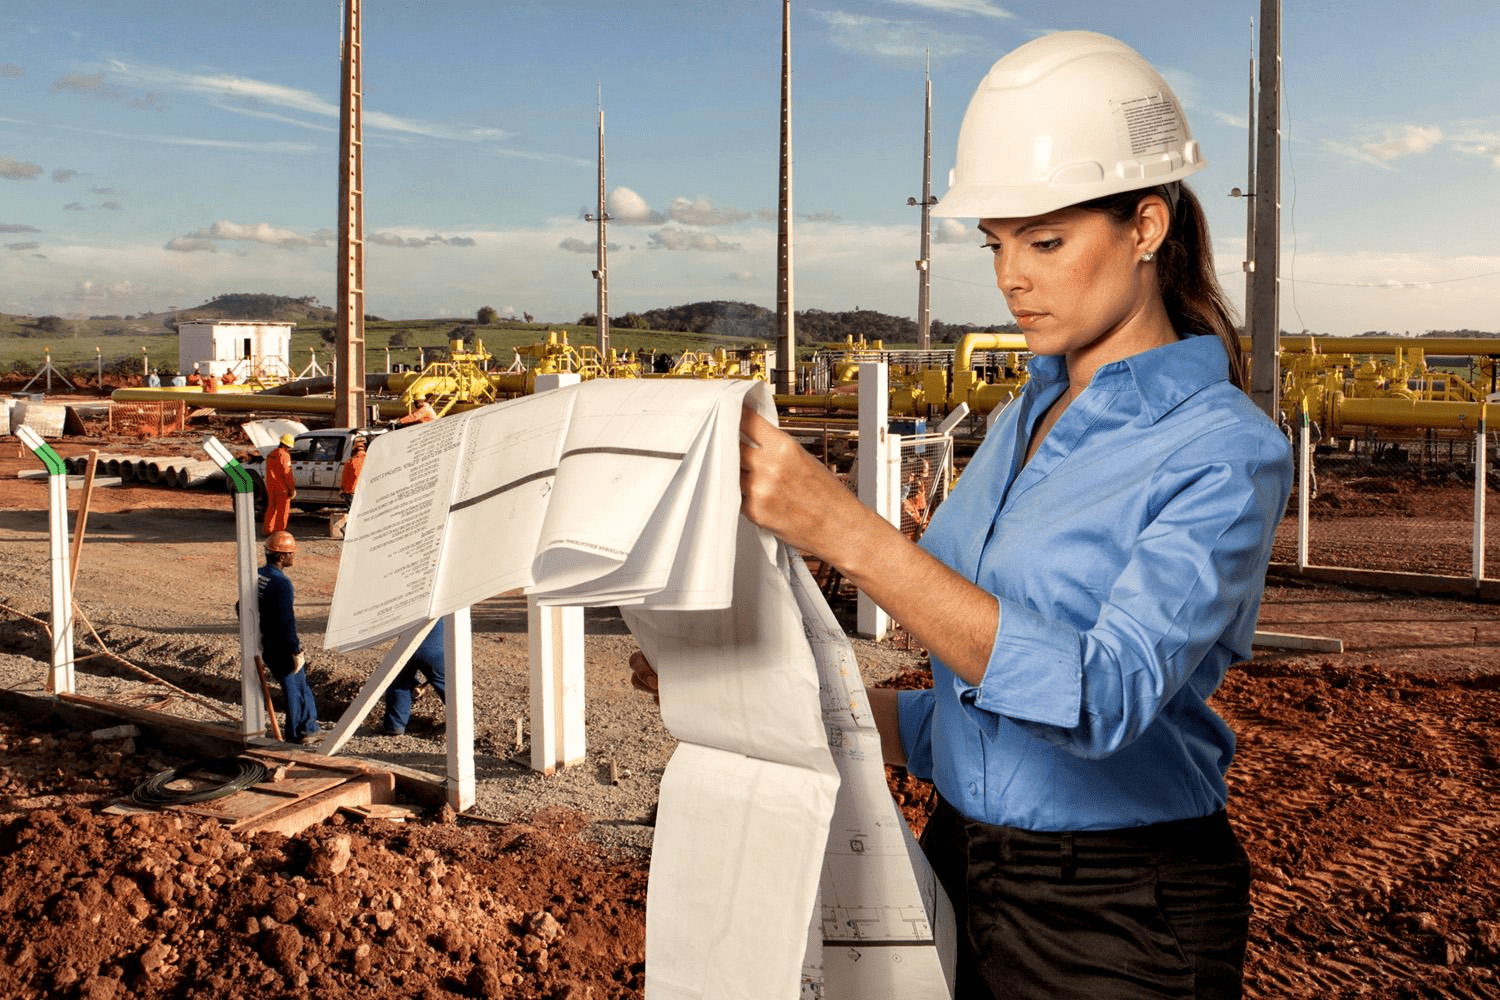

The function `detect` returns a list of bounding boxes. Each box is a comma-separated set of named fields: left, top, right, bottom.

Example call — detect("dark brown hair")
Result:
left=1079, top=182, right=1248, bottom=391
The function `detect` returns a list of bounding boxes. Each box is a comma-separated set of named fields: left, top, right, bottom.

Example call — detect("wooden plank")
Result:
left=1252, top=630, right=1345, bottom=653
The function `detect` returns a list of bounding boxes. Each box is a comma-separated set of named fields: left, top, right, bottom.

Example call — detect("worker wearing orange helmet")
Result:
left=257, top=531, right=325, bottom=744
left=263, top=433, right=297, bottom=536
left=339, top=435, right=367, bottom=503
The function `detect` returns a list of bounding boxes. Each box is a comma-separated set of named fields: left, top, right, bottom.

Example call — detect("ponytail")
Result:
left=1080, top=183, right=1249, bottom=391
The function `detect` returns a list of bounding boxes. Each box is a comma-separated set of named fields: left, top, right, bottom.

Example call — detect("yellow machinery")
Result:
left=1279, top=338, right=1500, bottom=436
left=387, top=337, right=502, bottom=416
left=113, top=329, right=1500, bottom=440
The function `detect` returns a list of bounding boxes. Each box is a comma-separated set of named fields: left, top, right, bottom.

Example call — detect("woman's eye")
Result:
left=983, top=242, right=1001, bottom=255
left=1032, top=237, right=1063, bottom=252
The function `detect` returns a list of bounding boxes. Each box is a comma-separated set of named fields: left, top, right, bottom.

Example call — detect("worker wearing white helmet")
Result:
left=731, top=30, right=1293, bottom=999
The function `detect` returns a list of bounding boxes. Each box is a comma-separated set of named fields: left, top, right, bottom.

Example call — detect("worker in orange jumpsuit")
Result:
left=221, top=368, right=238, bottom=385
left=263, top=433, right=296, bottom=536
left=397, top=394, right=438, bottom=426
left=339, top=436, right=367, bottom=503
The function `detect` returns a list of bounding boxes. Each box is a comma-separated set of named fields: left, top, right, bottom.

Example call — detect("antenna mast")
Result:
left=774, top=0, right=795, bottom=394
left=1249, top=0, right=1282, bottom=420
left=584, top=86, right=611, bottom=355
left=913, top=54, right=936, bottom=351
left=334, top=0, right=366, bottom=428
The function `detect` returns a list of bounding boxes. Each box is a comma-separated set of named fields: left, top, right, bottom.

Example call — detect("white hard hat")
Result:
left=933, top=31, right=1205, bottom=219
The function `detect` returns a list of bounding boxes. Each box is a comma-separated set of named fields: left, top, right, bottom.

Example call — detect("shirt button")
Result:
left=967, top=782, right=978, bottom=797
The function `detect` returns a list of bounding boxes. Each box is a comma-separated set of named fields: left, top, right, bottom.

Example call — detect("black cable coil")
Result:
left=129, top=755, right=269, bottom=808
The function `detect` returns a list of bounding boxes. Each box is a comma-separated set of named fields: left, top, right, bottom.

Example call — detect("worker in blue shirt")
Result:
left=257, top=530, right=325, bottom=745
left=730, top=31, right=1294, bottom=1000
left=378, top=619, right=446, bottom=736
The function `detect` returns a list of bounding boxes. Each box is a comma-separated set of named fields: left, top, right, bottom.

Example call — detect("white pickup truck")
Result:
left=239, top=420, right=387, bottom=514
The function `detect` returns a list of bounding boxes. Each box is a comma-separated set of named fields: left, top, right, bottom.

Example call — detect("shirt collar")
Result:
left=1028, top=334, right=1230, bottom=424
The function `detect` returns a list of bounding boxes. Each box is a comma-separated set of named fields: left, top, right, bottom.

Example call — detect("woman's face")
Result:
left=979, top=198, right=1168, bottom=371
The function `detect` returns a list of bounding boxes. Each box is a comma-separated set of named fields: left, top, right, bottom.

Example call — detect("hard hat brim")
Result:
left=932, top=161, right=1206, bottom=220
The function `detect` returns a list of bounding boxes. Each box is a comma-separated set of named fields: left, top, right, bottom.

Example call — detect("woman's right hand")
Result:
left=628, top=650, right=660, bottom=703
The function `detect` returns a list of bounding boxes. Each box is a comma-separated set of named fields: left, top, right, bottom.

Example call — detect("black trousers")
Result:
left=921, top=796, right=1251, bottom=1000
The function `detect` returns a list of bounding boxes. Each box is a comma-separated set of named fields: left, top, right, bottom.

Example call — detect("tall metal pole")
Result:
left=587, top=90, right=610, bottom=356
left=915, top=55, right=935, bottom=351
left=334, top=0, right=366, bottom=429
left=1240, top=18, right=1257, bottom=347
left=1249, top=0, right=1281, bottom=421
left=774, top=0, right=795, bottom=394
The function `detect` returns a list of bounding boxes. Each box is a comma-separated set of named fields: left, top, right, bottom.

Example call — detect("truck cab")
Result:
left=240, top=423, right=386, bottom=512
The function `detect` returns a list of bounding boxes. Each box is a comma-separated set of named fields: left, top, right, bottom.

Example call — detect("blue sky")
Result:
left=2, top=0, right=1498, bottom=337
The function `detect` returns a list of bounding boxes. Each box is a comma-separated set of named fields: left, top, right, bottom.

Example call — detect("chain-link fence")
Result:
left=108, top=400, right=187, bottom=438
left=1272, top=423, right=1500, bottom=583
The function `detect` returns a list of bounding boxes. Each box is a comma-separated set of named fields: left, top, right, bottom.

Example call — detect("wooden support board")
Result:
left=107, top=749, right=397, bottom=837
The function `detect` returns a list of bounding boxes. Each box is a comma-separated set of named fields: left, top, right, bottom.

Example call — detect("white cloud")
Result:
left=878, top=0, right=1015, bottom=18
left=647, top=228, right=742, bottom=252
left=933, top=218, right=976, bottom=244
left=104, top=61, right=511, bottom=143
left=608, top=187, right=667, bottom=225
left=814, top=12, right=981, bottom=61
left=668, top=196, right=750, bottom=227
left=0, top=157, right=44, bottom=181
left=167, top=220, right=327, bottom=252
left=1361, top=125, right=1443, bottom=161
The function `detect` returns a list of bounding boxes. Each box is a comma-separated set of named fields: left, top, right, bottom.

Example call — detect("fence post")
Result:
left=1297, top=400, right=1311, bottom=570
left=1474, top=405, right=1487, bottom=584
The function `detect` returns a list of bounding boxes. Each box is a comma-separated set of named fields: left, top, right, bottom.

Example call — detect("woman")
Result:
left=644, top=30, right=1292, bottom=999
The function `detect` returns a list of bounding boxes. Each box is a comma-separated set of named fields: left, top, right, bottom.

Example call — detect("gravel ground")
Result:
left=0, top=464, right=922, bottom=856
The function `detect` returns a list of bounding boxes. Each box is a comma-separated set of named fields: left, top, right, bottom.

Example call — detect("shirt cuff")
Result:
left=968, top=597, right=1083, bottom=729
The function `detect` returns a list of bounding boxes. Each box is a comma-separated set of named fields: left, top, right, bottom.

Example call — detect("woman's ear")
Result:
left=1134, top=193, right=1171, bottom=258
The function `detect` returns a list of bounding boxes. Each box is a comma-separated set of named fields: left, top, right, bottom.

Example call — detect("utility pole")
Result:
left=774, top=0, right=795, bottom=395
left=908, top=54, right=937, bottom=351
left=584, top=87, right=611, bottom=355
left=1248, top=0, right=1282, bottom=421
left=334, top=0, right=366, bottom=429
left=1236, top=18, right=1257, bottom=348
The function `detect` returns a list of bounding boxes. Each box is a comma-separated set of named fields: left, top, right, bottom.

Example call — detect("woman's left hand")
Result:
left=739, top=406, right=871, bottom=564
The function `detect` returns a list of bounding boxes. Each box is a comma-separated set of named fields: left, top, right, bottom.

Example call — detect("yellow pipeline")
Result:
left=111, top=386, right=411, bottom=419
left=1330, top=397, right=1492, bottom=436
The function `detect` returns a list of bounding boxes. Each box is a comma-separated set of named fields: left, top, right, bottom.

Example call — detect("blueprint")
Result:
left=325, top=378, right=953, bottom=998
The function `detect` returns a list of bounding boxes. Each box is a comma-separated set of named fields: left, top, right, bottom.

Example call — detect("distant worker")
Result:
left=146, top=370, right=161, bottom=388
left=186, top=364, right=201, bottom=386
left=340, top=436, right=367, bottom=502
left=263, top=433, right=296, bottom=536
left=378, top=618, right=447, bottom=736
left=202, top=371, right=218, bottom=393
left=256, top=531, right=325, bottom=745
left=397, top=393, right=438, bottom=426
left=221, top=368, right=238, bottom=385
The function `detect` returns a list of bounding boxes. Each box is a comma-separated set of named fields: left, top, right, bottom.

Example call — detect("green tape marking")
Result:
left=223, top=458, right=255, bottom=494
left=31, top=441, right=66, bottom=476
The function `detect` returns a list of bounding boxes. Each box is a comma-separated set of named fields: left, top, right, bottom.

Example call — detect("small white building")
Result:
left=177, top=320, right=294, bottom=380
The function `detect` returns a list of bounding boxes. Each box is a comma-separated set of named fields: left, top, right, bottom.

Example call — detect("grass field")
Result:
left=0, top=314, right=772, bottom=379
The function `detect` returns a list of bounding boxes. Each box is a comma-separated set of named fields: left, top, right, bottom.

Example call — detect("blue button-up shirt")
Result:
left=898, top=334, right=1293, bottom=831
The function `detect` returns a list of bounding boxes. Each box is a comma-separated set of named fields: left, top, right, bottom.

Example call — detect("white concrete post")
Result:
left=857, top=362, right=894, bottom=639
left=204, top=436, right=266, bottom=736
left=528, top=370, right=587, bottom=773
left=17, top=426, right=75, bottom=694
left=444, top=607, right=476, bottom=810
left=1296, top=403, right=1311, bottom=571
left=1474, top=408, right=1487, bottom=584
left=528, top=600, right=586, bottom=774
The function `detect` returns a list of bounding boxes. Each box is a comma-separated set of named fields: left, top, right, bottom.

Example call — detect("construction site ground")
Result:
left=2, top=394, right=1499, bottom=998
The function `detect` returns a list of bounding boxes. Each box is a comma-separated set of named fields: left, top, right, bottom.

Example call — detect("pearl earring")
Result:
left=1141, top=251, right=1156, bottom=262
